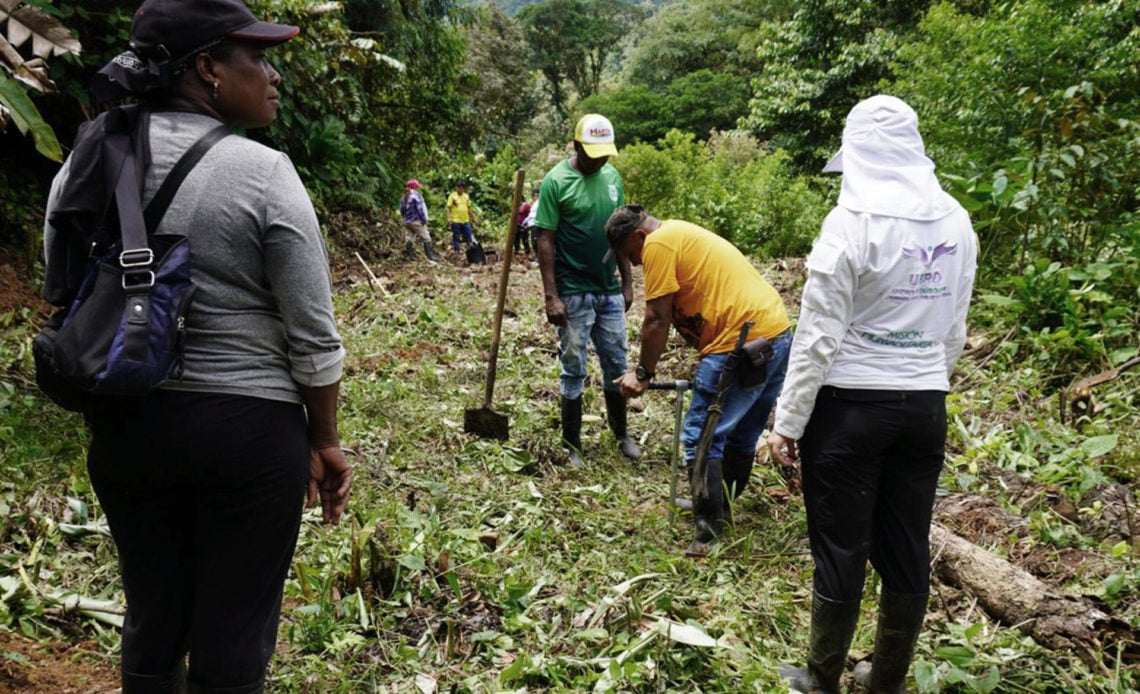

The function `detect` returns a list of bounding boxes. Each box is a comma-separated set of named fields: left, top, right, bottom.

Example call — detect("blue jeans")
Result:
left=450, top=222, right=475, bottom=251
left=681, top=329, right=791, bottom=462
left=556, top=292, right=628, bottom=400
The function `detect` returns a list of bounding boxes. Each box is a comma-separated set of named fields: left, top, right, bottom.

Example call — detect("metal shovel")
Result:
left=464, top=168, right=526, bottom=440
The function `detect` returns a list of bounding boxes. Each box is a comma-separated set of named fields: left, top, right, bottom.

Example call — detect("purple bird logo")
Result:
left=902, top=242, right=957, bottom=269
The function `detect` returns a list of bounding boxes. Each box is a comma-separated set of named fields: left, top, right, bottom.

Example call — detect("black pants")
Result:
left=514, top=224, right=532, bottom=254
left=800, top=386, right=946, bottom=601
left=86, top=391, right=309, bottom=692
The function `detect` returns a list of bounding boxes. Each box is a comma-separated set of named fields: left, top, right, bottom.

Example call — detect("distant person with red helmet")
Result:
left=400, top=179, right=438, bottom=262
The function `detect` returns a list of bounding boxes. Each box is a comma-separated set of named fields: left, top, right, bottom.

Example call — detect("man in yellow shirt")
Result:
left=446, top=181, right=479, bottom=253
left=607, top=204, right=791, bottom=553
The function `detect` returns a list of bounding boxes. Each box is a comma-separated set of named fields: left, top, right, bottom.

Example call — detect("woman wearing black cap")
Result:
left=41, top=1, right=350, bottom=691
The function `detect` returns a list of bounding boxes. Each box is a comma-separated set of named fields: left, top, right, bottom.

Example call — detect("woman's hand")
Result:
left=307, top=446, right=352, bottom=525
left=767, top=431, right=798, bottom=467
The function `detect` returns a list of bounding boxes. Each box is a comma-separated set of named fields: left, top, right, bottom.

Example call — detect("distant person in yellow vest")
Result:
left=605, top=204, right=791, bottom=555
left=446, top=181, right=478, bottom=253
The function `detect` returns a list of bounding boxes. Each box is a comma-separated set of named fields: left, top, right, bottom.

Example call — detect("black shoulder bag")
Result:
left=34, top=124, right=229, bottom=411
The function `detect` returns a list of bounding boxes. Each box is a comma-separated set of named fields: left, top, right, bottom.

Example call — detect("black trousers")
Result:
left=800, top=386, right=946, bottom=601
left=86, top=391, right=309, bottom=692
left=514, top=224, right=533, bottom=254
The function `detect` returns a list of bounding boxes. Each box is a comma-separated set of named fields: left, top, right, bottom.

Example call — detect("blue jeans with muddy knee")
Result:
left=680, top=329, right=791, bottom=463
left=556, top=292, right=628, bottom=400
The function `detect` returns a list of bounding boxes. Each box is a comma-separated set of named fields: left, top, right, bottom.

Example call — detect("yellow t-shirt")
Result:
left=643, top=220, right=790, bottom=356
left=447, top=191, right=473, bottom=223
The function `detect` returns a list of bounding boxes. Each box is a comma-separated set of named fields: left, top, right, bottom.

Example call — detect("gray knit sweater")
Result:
left=44, top=111, right=345, bottom=404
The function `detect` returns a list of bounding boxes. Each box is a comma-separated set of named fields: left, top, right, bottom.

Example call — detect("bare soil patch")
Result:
left=0, top=249, right=48, bottom=316
left=0, top=631, right=117, bottom=694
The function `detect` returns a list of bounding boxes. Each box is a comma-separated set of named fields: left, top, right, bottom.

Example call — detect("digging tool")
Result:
left=689, top=322, right=753, bottom=510
left=464, top=168, right=526, bottom=440
left=649, top=380, right=690, bottom=522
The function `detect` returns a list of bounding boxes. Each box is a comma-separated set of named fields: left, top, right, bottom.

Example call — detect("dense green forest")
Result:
left=4, top=0, right=1137, bottom=274
left=1, top=0, right=1138, bottom=691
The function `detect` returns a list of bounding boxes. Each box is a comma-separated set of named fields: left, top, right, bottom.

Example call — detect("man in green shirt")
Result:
left=534, top=114, right=639, bottom=467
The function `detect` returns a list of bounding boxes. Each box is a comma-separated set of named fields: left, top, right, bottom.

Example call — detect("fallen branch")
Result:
left=930, top=523, right=1137, bottom=671
left=46, top=591, right=125, bottom=628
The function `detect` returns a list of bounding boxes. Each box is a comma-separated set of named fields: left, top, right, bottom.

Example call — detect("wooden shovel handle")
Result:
left=483, top=168, right=526, bottom=408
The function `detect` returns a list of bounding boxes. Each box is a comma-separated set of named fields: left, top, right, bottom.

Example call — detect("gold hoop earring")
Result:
left=211, top=82, right=219, bottom=101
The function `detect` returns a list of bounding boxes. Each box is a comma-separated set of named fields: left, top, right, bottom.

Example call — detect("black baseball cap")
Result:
left=602, top=204, right=647, bottom=263
left=131, top=0, right=300, bottom=62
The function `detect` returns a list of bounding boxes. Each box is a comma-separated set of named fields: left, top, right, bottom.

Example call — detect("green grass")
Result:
left=1, top=251, right=1137, bottom=692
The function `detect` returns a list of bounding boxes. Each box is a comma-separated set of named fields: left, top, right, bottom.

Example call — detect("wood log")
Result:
left=929, top=523, right=1137, bottom=670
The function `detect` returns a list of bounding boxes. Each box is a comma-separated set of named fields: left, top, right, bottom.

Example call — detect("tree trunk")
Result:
left=929, top=523, right=1137, bottom=671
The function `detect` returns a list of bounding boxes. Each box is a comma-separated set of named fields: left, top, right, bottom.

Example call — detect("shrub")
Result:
left=615, top=130, right=829, bottom=258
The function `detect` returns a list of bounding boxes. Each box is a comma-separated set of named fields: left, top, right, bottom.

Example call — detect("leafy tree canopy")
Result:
left=620, top=0, right=792, bottom=88
left=580, top=70, right=751, bottom=146
left=892, top=0, right=1139, bottom=273
left=459, top=2, right=537, bottom=151
left=742, top=0, right=939, bottom=170
left=517, top=0, right=642, bottom=116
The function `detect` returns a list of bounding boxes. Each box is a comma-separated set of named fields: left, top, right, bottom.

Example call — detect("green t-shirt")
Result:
left=534, top=159, right=625, bottom=296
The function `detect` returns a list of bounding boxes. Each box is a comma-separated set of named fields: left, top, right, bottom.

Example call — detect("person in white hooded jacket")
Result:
left=768, top=95, right=977, bottom=694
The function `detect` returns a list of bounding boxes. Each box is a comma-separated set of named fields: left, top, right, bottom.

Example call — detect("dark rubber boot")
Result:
left=779, top=591, right=861, bottom=694
left=853, top=589, right=928, bottom=693
left=722, top=448, right=755, bottom=502
left=403, top=240, right=415, bottom=258
left=686, top=458, right=725, bottom=554
left=187, top=677, right=265, bottom=694
left=560, top=395, right=584, bottom=468
left=423, top=241, right=438, bottom=261
left=123, top=656, right=187, bottom=694
left=603, top=389, right=641, bottom=460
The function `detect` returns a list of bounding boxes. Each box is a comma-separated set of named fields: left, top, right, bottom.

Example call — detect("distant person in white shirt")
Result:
left=769, top=95, right=977, bottom=694
left=523, top=189, right=540, bottom=266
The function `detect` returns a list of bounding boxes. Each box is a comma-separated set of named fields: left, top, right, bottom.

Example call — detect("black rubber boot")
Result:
left=686, top=458, right=725, bottom=555
left=560, top=395, right=584, bottom=468
left=603, top=389, right=641, bottom=460
left=123, top=656, right=187, bottom=694
left=423, top=241, right=438, bottom=261
left=779, top=591, right=861, bottom=694
left=853, top=589, right=928, bottom=693
left=187, top=678, right=265, bottom=694
left=722, top=448, right=755, bottom=502
left=403, top=240, right=415, bottom=258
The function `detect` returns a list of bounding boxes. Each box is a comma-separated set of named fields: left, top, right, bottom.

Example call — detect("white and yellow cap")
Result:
left=574, top=114, right=618, bottom=159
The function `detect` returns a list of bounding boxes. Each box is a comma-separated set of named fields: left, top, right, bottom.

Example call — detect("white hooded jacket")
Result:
left=774, top=95, right=978, bottom=440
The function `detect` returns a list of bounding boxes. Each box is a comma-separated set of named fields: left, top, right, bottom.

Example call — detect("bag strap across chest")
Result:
left=105, top=124, right=230, bottom=281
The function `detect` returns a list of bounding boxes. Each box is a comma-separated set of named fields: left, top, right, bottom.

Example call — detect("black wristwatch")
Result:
left=635, top=364, right=655, bottom=382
